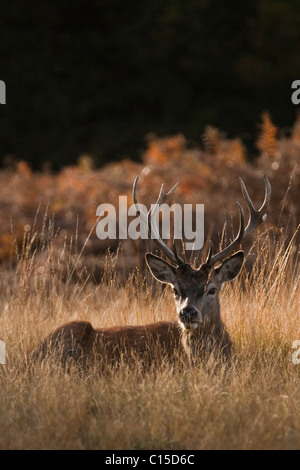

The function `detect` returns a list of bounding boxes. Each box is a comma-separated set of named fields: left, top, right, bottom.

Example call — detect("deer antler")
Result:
left=206, top=175, right=271, bottom=267
left=133, top=174, right=271, bottom=269
left=239, top=175, right=271, bottom=236
left=133, top=176, right=185, bottom=266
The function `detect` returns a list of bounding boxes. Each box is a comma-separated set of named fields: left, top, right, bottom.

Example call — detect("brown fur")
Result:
left=29, top=315, right=231, bottom=368
left=28, top=320, right=184, bottom=368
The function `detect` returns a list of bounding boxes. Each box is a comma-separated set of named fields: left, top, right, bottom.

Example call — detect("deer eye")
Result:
left=207, top=288, right=217, bottom=296
left=172, top=288, right=179, bottom=297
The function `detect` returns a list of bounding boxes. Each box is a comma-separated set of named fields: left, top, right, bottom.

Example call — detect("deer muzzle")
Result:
left=179, top=306, right=202, bottom=329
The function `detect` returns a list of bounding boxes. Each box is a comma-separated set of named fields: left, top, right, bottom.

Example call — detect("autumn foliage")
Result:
left=0, top=114, right=299, bottom=275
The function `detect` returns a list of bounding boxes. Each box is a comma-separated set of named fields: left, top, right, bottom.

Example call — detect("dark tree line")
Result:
left=0, top=0, right=300, bottom=169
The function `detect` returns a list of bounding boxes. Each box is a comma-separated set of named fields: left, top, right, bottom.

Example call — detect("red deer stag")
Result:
left=29, top=175, right=271, bottom=367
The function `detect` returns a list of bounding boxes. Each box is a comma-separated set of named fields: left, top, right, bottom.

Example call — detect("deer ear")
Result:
left=145, top=253, right=177, bottom=285
left=216, top=251, right=244, bottom=284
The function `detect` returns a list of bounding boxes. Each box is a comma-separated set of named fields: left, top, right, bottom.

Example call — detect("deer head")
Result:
left=133, top=175, right=271, bottom=332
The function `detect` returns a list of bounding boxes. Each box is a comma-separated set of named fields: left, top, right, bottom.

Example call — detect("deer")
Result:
left=28, top=175, right=271, bottom=368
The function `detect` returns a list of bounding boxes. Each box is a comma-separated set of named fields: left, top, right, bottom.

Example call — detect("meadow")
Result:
left=0, top=115, right=299, bottom=449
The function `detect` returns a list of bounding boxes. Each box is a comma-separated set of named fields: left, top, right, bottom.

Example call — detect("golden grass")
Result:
left=0, top=226, right=299, bottom=450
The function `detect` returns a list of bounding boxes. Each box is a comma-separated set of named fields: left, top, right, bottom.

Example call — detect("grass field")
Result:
left=0, top=226, right=299, bottom=450
left=0, top=122, right=299, bottom=449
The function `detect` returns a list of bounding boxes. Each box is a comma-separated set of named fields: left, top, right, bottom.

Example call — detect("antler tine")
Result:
left=172, top=238, right=186, bottom=265
left=133, top=176, right=185, bottom=266
left=205, top=240, right=213, bottom=264
left=148, top=182, right=185, bottom=265
left=209, top=202, right=245, bottom=267
left=207, top=175, right=271, bottom=267
left=157, top=181, right=179, bottom=205
left=239, top=175, right=271, bottom=236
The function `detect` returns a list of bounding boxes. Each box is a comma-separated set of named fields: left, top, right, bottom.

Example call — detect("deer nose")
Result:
left=180, top=306, right=198, bottom=323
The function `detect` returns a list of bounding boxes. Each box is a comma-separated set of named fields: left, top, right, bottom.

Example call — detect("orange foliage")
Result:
left=256, top=112, right=278, bottom=158
left=0, top=116, right=299, bottom=267
left=291, top=113, right=300, bottom=143
left=143, top=134, right=187, bottom=165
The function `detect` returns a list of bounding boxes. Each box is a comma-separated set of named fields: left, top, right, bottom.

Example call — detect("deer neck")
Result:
left=180, top=312, right=229, bottom=360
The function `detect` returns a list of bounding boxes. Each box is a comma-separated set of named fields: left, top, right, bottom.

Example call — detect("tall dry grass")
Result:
left=0, top=219, right=299, bottom=450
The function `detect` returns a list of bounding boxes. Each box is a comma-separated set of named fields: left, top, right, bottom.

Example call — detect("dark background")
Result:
left=0, top=0, right=300, bottom=169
